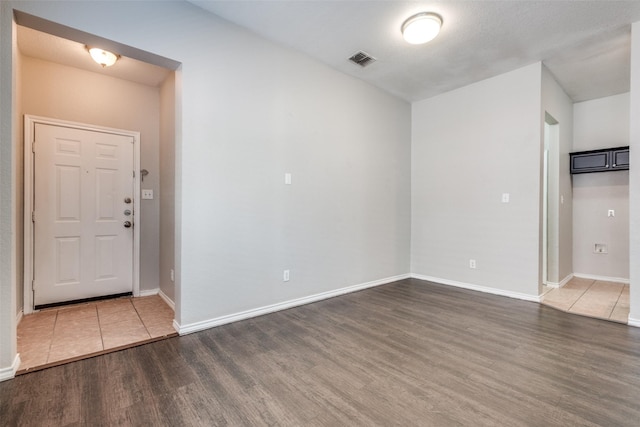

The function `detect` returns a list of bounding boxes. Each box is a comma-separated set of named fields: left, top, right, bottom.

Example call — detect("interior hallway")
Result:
left=542, top=277, right=629, bottom=323
left=17, top=295, right=176, bottom=374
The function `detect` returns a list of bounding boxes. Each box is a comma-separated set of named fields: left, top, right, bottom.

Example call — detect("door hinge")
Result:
left=32, top=279, right=35, bottom=290
left=31, top=211, right=35, bottom=222
left=32, top=141, right=35, bottom=153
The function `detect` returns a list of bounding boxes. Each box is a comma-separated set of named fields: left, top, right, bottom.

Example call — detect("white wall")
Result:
left=541, top=66, right=574, bottom=285
left=20, top=56, right=162, bottom=294
left=574, top=94, right=630, bottom=151
left=0, top=0, right=411, bottom=347
left=629, top=22, right=640, bottom=324
left=573, top=93, right=630, bottom=281
left=411, top=63, right=542, bottom=299
left=174, top=33, right=411, bottom=327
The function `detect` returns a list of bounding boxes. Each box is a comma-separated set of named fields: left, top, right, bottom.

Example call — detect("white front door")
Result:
left=33, top=123, right=135, bottom=307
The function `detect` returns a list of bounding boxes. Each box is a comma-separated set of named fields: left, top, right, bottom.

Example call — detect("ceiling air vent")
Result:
left=348, top=51, right=376, bottom=67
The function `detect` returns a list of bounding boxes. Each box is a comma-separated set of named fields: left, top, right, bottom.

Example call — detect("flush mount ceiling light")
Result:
left=88, top=47, right=119, bottom=67
left=401, top=12, right=443, bottom=45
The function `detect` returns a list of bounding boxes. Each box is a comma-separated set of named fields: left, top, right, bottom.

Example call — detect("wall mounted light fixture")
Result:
left=401, top=12, right=443, bottom=45
left=88, top=47, right=119, bottom=67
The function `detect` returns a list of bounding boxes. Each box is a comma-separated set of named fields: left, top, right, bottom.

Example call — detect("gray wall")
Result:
left=573, top=93, right=629, bottom=281
left=411, top=63, right=542, bottom=299
left=159, top=73, right=175, bottom=302
left=19, top=56, right=162, bottom=294
left=541, top=66, right=574, bottom=285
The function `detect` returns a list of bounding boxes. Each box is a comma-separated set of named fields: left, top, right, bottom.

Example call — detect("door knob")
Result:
left=124, top=197, right=132, bottom=204
left=124, top=221, right=132, bottom=228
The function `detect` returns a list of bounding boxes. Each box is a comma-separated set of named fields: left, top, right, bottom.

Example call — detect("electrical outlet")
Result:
left=141, top=189, right=154, bottom=199
left=594, top=244, right=608, bottom=254
left=469, top=259, right=476, bottom=269
left=283, top=269, right=290, bottom=282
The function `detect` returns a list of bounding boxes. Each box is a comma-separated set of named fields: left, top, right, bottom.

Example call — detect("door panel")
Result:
left=95, top=235, right=116, bottom=279
left=96, top=168, right=117, bottom=219
left=33, top=123, right=134, bottom=306
left=55, top=237, right=80, bottom=284
left=56, top=165, right=81, bottom=219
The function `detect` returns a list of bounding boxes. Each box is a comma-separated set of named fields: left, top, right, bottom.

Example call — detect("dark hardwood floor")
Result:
left=2, top=278, right=640, bottom=426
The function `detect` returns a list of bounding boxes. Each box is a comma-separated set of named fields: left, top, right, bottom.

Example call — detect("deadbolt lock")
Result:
left=124, top=221, right=132, bottom=228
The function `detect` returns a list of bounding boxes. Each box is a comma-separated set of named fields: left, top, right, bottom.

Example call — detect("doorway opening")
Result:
left=540, top=105, right=630, bottom=323
left=14, top=12, right=181, bottom=372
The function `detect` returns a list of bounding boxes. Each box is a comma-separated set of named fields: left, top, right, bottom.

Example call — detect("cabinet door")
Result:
left=611, top=148, right=629, bottom=170
left=570, top=151, right=609, bottom=174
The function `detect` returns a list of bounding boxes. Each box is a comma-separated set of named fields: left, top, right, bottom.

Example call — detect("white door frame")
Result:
left=23, top=115, right=141, bottom=314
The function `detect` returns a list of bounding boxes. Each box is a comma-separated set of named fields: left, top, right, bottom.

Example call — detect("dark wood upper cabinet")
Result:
left=611, top=148, right=629, bottom=170
left=570, top=146, right=629, bottom=174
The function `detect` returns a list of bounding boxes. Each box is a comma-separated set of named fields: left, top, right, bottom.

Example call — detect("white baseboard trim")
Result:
left=545, top=273, right=574, bottom=289
left=176, top=273, right=411, bottom=335
left=0, top=354, right=21, bottom=382
left=158, top=289, right=175, bottom=311
left=628, top=317, right=640, bottom=328
left=573, top=273, right=629, bottom=284
left=411, top=274, right=541, bottom=303
left=138, top=288, right=175, bottom=311
left=16, top=309, right=23, bottom=326
left=139, top=288, right=160, bottom=297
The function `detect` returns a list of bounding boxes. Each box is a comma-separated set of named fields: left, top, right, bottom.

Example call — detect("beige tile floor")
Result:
left=17, top=295, right=176, bottom=373
left=542, top=277, right=629, bottom=323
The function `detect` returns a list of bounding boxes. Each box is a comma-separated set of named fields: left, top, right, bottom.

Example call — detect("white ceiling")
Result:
left=189, top=0, right=640, bottom=103
left=17, top=26, right=171, bottom=87
left=16, top=2, right=640, bottom=102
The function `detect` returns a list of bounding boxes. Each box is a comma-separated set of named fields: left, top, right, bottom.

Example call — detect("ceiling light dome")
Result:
left=88, top=47, right=119, bottom=67
left=401, top=12, right=443, bottom=45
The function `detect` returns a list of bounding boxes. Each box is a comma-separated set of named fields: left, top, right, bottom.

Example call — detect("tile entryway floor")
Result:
left=542, top=277, right=629, bottom=323
left=17, top=295, right=177, bottom=374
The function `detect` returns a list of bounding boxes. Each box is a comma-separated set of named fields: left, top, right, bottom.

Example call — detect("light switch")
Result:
left=608, top=209, right=615, bottom=217
left=502, top=193, right=510, bottom=203
left=285, top=173, right=292, bottom=185
left=142, top=189, right=154, bottom=199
